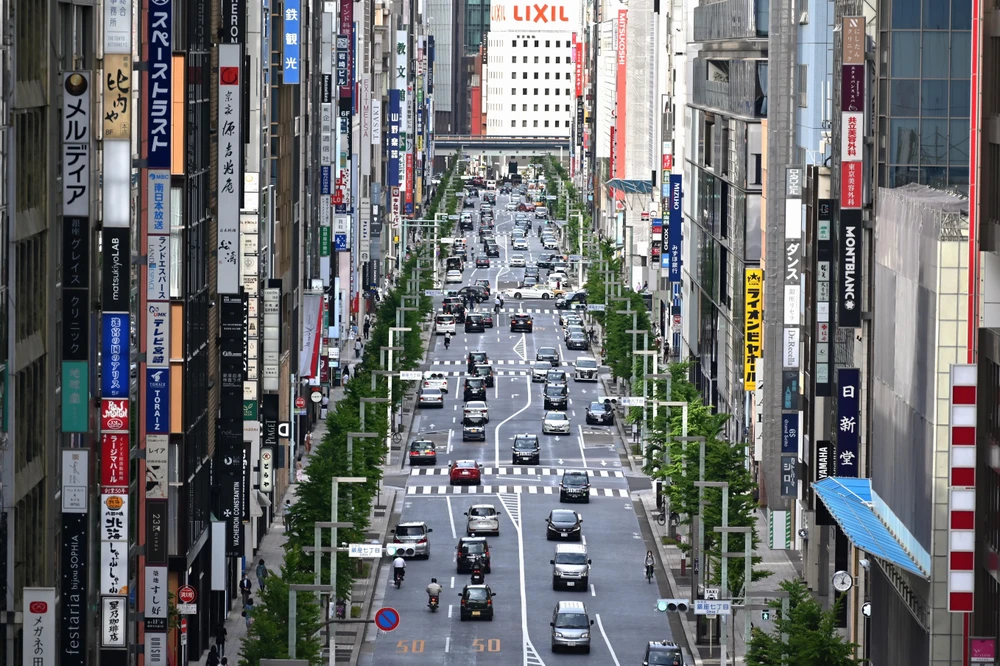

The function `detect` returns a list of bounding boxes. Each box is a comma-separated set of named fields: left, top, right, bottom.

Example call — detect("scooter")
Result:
left=470, top=565, right=485, bottom=585
left=428, top=595, right=440, bottom=612
left=393, top=568, right=405, bottom=589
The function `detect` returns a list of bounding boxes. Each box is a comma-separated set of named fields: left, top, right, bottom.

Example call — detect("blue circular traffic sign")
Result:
left=375, top=607, right=400, bottom=632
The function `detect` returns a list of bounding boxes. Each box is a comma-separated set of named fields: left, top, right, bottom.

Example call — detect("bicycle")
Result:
left=654, top=510, right=667, bottom=527
left=645, top=563, right=655, bottom=584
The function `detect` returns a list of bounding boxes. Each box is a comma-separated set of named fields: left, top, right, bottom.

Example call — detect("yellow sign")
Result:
left=744, top=269, right=764, bottom=390
left=103, top=54, right=132, bottom=139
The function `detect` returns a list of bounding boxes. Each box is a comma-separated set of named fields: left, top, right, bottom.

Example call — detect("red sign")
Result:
left=405, top=154, right=414, bottom=206
left=180, top=618, right=188, bottom=634
left=295, top=396, right=307, bottom=409
left=840, top=161, right=863, bottom=209
left=177, top=585, right=197, bottom=604
left=574, top=38, right=583, bottom=98
left=320, top=355, right=330, bottom=384
left=29, top=601, right=48, bottom=614
left=220, top=67, right=239, bottom=86
left=101, top=433, right=130, bottom=492
left=662, top=154, right=673, bottom=171
left=101, top=398, right=130, bottom=432
left=332, top=191, right=344, bottom=205
left=615, top=9, right=628, bottom=179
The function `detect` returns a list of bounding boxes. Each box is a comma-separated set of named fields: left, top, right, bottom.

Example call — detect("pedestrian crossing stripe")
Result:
left=406, top=485, right=630, bottom=497
left=432, top=359, right=534, bottom=365
left=410, top=467, right=624, bottom=478
left=419, top=370, right=531, bottom=377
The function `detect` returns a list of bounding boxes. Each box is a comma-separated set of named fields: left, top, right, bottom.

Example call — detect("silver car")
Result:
left=531, top=360, right=554, bottom=382
left=391, top=521, right=433, bottom=558
left=551, top=544, right=591, bottom=590
left=465, top=504, right=501, bottom=536
left=551, top=600, right=594, bottom=653
left=542, top=411, right=571, bottom=435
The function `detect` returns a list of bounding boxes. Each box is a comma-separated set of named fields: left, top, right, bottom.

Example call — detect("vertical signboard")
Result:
left=61, top=451, right=88, bottom=662
left=242, top=215, right=261, bottom=404
left=218, top=45, right=242, bottom=292
left=104, top=0, right=132, bottom=53
left=103, top=55, right=132, bottom=139
left=835, top=368, right=860, bottom=477
left=814, top=199, right=834, bottom=395
left=338, top=0, right=353, bottom=98
left=744, top=269, right=763, bottom=390
left=614, top=9, right=628, bottom=179
left=783, top=168, right=803, bottom=425
left=262, top=285, right=282, bottom=392
left=147, top=0, right=172, bottom=169
left=947, top=365, right=977, bottom=612
left=838, top=16, right=865, bottom=328
left=388, top=90, right=401, bottom=188
left=667, top=174, right=683, bottom=281
left=23, top=588, right=57, bottom=665
left=838, top=210, right=862, bottom=328
left=62, top=73, right=91, bottom=219
left=283, top=0, right=301, bottom=84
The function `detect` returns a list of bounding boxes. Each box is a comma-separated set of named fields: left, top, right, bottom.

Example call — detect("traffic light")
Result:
left=761, top=610, right=771, bottom=621
left=385, top=544, right=416, bottom=557
left=656, top=598, right=690, bottom=613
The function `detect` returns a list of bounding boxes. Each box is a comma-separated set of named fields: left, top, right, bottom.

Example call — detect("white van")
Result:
left=435, top=314, right=457, bottom=335
left=486, top=179, right=497, bottom=191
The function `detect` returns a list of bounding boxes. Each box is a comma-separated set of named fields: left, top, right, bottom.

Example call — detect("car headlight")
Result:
left=581, top=633, right=590, bottom=639
left=554, top=632, right=566, bottom=639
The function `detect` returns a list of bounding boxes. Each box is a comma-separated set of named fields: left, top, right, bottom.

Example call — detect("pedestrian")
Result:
left=238, top=573, right=252, bottom=607
left=207, top=645, right=221, bottom=666
left=355, top=338, right=363, bottom=358
left=256, top=559, right=269, bottom=591
left=304, top=431, right=312, bottom=455
left=341, top=364, right=350, bottom=382
left=363, top=319, right=371, bottom=339
left=243, top=598, right=255, bottom=629
left=221, top=659, right=229, bottom=666
left=283, top=499, right=293, bottom=529
left=214, top=623, right=227, bottom=658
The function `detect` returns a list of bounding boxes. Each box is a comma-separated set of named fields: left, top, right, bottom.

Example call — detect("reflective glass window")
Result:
left=921, top=32, right=950, bottom=78
left=950, top=80, right=970, bottom=116
left=949, top=119, right=970, bottom=163
left=889, top=118, right=919, bottom=163
left=921, top=80, right=949, bottom=116
left=952, top=0, right=971, bottom=29
left=950, top=31, right=971, bottom=77
left=890, top=80, right=920, bottom=116
left=891, top=32, right=920, bottom=78
left=892, top=0, right=919, bottom=28
left=919, top=119, right=948, bottom=163
left=922, top=0, right=949, bottom=29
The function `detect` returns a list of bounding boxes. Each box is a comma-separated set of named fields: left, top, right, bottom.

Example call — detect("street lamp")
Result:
left=388, top=327, right=412, bottom=452
left=673, top=436, right=707, bottom=607
left=359, top=397, right=389, bottom=432
left=696, top=481, right=731, bottom=666
left=717, top=524, right=754, bottom=660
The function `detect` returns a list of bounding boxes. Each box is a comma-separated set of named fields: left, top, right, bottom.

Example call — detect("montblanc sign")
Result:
left=838, top=210, right=862, bottom=327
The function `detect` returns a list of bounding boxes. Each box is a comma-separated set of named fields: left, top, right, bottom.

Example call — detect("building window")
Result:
left=512, top=88, right=517, bottom=95
left=545, top=88, right=550, bottom=95
left=555, top=120, right=560, bottom=127
left=534, top=120, right=539, bottom=127
left=546, top=40, right=550, bottom=47
left=545, top=120, right=550, bottom=127
left=546, top=57, right=550, bottom=63
left=512, top=71, right=517, bottom=79
left=797, top=64, right=808, bottom=107
left=565, top=89, right=570, bottom=96
left=512, top=119, right=516, bottom=127
left=523, top=88, right=528, bottom=94
left=545, top=104, right=550, bottom=111
left=523, top=104, right=527, bottom=111
left=546, top=72, right=550, bottom=79
left=534, top=88, right=539, bottom=95
left=523, top=119, right=528, bottom=127
left=556, top=41, right=561, bottom=47
left=555, top=88, right=560, bottom=95
left=511, top=104, right=516, bottom=111
left=534, top=40, right=539, bottom=47
left=534, top=56, right=539, bottom=63
left=524, top=72, right=529, bottom=79
left=534, top=104, right=539, bottom=111
left=523, top=40, right=528, bottom=47
left=534, top=72, right=539, bottom=79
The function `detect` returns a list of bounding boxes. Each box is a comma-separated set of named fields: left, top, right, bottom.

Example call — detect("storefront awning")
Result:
left=812, top=477, right=930, bottom=579
left=605, top=178, right=653, bottom=195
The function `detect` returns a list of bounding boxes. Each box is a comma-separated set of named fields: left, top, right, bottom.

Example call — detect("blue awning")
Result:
left=812, top=478, right=930, bottom=579
left=605, top=178, right=653, bottom=194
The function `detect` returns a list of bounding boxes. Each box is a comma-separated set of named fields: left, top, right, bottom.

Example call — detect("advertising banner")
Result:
left=574, top=38, right=583, bottom=97
left=62, top=217, right=90, bottom=362
left=101, top=227, right=130, bottom=311
left=283, top=0, right=301, bottom=84
left=223, top=0, right=246, bottom=42
left=372, top=99, right=382, bottom=144
left=388, top=90, right=401, bottom=187
left=62, top=72, right=91, bottom=218
left=815, top=199, right=834, bottom=396
left=100, top=313, right=130, bottom=399
left=667, top=174, right=683, bottom=281
left=781, top=413, right=799, bottom=454
left=147, top=0, right=172, bottom=168
left=23, top=588, right=57, bottom=665
left=146, top=368, right=170, bottom=433
left=614, top=10, right=628, bottom=178
left=838, top=210, right=862, bottom=327
left=101, top=595, right=127, bottom=648
left=103, top=55, right=132, bottom=139
left=62, top=450, right=89, bottom=513
left=104, top=0, right=132, bottom=53
left=218, top=44, right=242, bottom=292
left=835, top=368, right=861, bottom=476
left=744, top=269, right=763, bottom=390
left=489, top=0, right=582, bottom=31
left=62, top=362, right=90, bottom=432
left=100, top=432, right=129, bottom=493
left=60, top=512, right=87, bottom=661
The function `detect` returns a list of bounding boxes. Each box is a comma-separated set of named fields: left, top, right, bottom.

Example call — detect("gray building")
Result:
left=425, top=0, right=465, bottom=133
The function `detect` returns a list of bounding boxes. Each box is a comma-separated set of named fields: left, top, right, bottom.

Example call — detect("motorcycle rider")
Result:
left=426, top=578, right=442, bottom=604
left=392, top=555, right=406, bottom=586
left=494, top=295, right=502, bottom=314
left=444, top=331, right=452, bottom=349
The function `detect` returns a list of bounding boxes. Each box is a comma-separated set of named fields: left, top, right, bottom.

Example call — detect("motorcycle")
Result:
left=470, top=565, right=485, bottom=585
left=428, top=595, right=440, bottom=612
left=393, top=568, right=405, bottom=589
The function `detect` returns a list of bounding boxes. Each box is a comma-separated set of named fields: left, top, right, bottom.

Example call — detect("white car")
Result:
left=423, top=371, right=449, bottom=392
left=435, top=314, right=457, bottom=335
left=446, top=269, right=463, bottom=284
left=512, top=238, right=529, bottom=251
left=506, top=202, right=519, bottom=211
left=531, top=360, right=554, bottom=382
left=573, top=356, right=600, bottom=382
left=543, top=238, right=560, bottom=250
left=542, top=411, right=572, bottom=435
left=560, top=313, right=584, bottom=327
left=503, top=285, right=555, bottom=300
left=465, top=504, right=501, bottom=536
left=463, top=400, right=490, bottom=422
left=509, top=254, right=526, bottom=267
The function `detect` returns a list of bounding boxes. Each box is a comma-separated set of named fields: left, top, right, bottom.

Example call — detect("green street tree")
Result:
left=238, top=549, right=324, bottom=665
left=648, top=362, right=770, bottom=596
left=745, top=579, right=864, bottom=666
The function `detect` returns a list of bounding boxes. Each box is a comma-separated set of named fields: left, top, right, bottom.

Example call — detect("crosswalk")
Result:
left=422, top=369, right=530, bottom=377
left=406, top=484, right=630, bottom=497
left=431, top=359, right=534, bottom=365
left=410, top=466, right=624, bottom=477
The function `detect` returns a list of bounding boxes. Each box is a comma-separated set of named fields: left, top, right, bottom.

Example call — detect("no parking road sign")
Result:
left=375, top=607, right=400, bottom=632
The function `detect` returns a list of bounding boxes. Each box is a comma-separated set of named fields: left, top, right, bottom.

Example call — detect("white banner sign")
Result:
left=217, top=44, right=242, bottom=293
left=371, top=100, right=382, bottom=145
left=23, top=588, right=57, bottom=664
left=101, top=595, right=128, bottom=647
left=100, top=541, right=129, bottom=594
left=61, top=450, right=90, bottom=513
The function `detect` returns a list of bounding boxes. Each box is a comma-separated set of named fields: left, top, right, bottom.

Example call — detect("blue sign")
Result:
left=321, top=166, right=331, bottom=195
left=781, top=413, right=798, bottom=454
left=101, top=313, right=130, bottom=398
left=147, top=0, right=172, bottom=169
left=836, top=368, right=861, bottom=477
left=405, top=202, right=413, bottom=216
left=336, top=37, right=350, bottom=88
left=387, top=89, right=401, bottom=187
left=374, top=607, right=400, bottom=631
left=146, top=367, right=170, bottom=434
left=334, top=233, right=348, bottom=251
left=668, top=174, right=683, bottom=281
left=283, top=0, right=301, bottom=84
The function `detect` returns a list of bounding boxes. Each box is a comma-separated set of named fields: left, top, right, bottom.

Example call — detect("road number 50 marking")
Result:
left=473, top=638, right=501, bottom=652
left=397, top=640, right=425, bottom=653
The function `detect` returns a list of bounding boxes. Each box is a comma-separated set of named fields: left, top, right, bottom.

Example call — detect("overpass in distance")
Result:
left=432, top=134, right=571, bottom=157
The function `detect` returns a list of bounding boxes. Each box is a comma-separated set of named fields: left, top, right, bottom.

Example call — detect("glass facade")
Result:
left=464, top=0, right=489, bottom=56
left=878, top=0, right=971, bottom=191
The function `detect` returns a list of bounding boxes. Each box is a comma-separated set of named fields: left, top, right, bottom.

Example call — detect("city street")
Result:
left=362, top=190, right=672, bottom=665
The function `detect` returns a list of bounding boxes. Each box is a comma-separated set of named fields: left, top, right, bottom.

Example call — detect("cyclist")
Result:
left=444, top=331, right=452, bottom=349
left=494, top=295, right=502, bottom=314
left=644, top=550, right=655, bottom=582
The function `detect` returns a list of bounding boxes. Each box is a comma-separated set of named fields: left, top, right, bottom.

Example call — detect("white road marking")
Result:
left=447, top=429, right=453, bottom=455
left=448, top=604, right=453, bottom=619
left=595, top=614, right=621, bottom=666
left=582, top=534, right=587, bottom=546
left=450, top=576, right=455, bottom=588
left=577, top=424, right=588, bottom=468
left=500, top=492, right=547, bottom=666
left=445, top=636, right=451, bottom=652
left=590, top=584, right=596, bottom=596
left=446, top=496, right=458, bottom=539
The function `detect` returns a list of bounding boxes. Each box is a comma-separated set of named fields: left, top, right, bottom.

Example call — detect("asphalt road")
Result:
left=362, top=188, right=673, bottom=666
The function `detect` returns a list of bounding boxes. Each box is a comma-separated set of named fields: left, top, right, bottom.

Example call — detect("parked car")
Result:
left=407, top=440, right=438, bottom=465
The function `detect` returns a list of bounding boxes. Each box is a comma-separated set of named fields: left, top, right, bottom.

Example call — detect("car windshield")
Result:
left=577, top=360, right=598, bottom=369
left=466, top=379, right=484, bottom=387
left=545, top=412, right=568, bottom=421
left=421, top=389, right=442, bottom=396
left=514, top=437, right=538, bottom=449
left=545, top=386, right=567, bottom=396
left=539, top=348, right=556, bottom=356
left=556, top=614, right=590, bottom=629
left=647, top=651, right=683, bottom=665
left=589, top=403, right=607, bottom=412
left=551, top=510, right=577, bottom=522
left=465, top=588, right=489, bottom=600
left=555, top=552, right=588, bottom=565
left=533, top=361, right=551, bottom=369
left=396, top=525, right=426, bottom=536
left=461, top=542, right=486, bottom=554
left=410, top=441, right=434, bottom=451
left=470, top=353, right=487, bottom=361
left=563, top=474, right=587, bottom=486
left=469, top=507, right=496, bottom=517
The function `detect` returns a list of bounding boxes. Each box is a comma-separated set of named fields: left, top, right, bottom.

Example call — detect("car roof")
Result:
left=454, top=459, right=479, bottom=466
left=459, top=535, right=487, bottom=542
left=469, top=503, right=497, bottom=509
left=554, top=543, right=588, bottom=553
left=555, top=600, right=587, bottom=612
left=564, top=469, right=589, bottom=476
left=545, top=411, right=568, bottom=418
left=647, top=641, right=681, bottom=650
left=398, top=521, right=428, bottom=527
left=410, top=439, right=435, bottom=446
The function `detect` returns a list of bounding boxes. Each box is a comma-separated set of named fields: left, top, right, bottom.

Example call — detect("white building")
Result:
left=484, top=0, right=583, bottom=137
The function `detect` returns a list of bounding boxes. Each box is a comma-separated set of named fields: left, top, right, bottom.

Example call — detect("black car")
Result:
left=473, top=279, right=492, bottom=296
left=512, top=434, right=541, bottom=465
left=543, top=383, right=569, bottom=410
left=480, top=310, right=494, bottom=328
left=536, top=347, right=560, bottom=366
left=458, top=584, right=497, bottom=621
left=473, top=363, right=495, bottom=387
left=566, top=332, right=589, bottom=350
left=467, top=351, right=489, bottom=373
left=462, top=415, right=488, bottom=441
left=465, top=314, right=486, bottom=333
left=407, top=439, right=438, bottom=465
left=456, top=537, right=492, bottom=573
left=459, top=285, right=489, bottom=303
left=545, top=370, right=569, bottom=385
left=446, top=257, right=465, bottom=272
left=643, top=641, right=685, bottom=665
left=585, top=401, right=614, bottom=425
left=463, top=199, right=475, bottom=209
left=485, top=243, right=500, bottom=257
left=510, top=313, right=533, bottom=332
left=560, top=470, right=591, bottom=503
left=475, top=254, right=491, bottom=268
left=537, top=255, right=558, bottom=269
left=546, top=509, right=583, bottom=541
left=555, top=290, right=588, bottom=309
left=463, top=377, right=487, bottom=401
left=460, top=217, right=474, bottom=230
left=524, top=266, right=540, bottom=279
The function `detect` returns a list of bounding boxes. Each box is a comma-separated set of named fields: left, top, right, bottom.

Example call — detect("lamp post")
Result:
left=718, top=524, right=754, bottom=660
left=359, top=397, right=389, bottom=432
left=634, top=349, right=658, bottom=445
left=673, top=436, right=707, bottom=607
left=697, top=481, right=730, bottom=666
